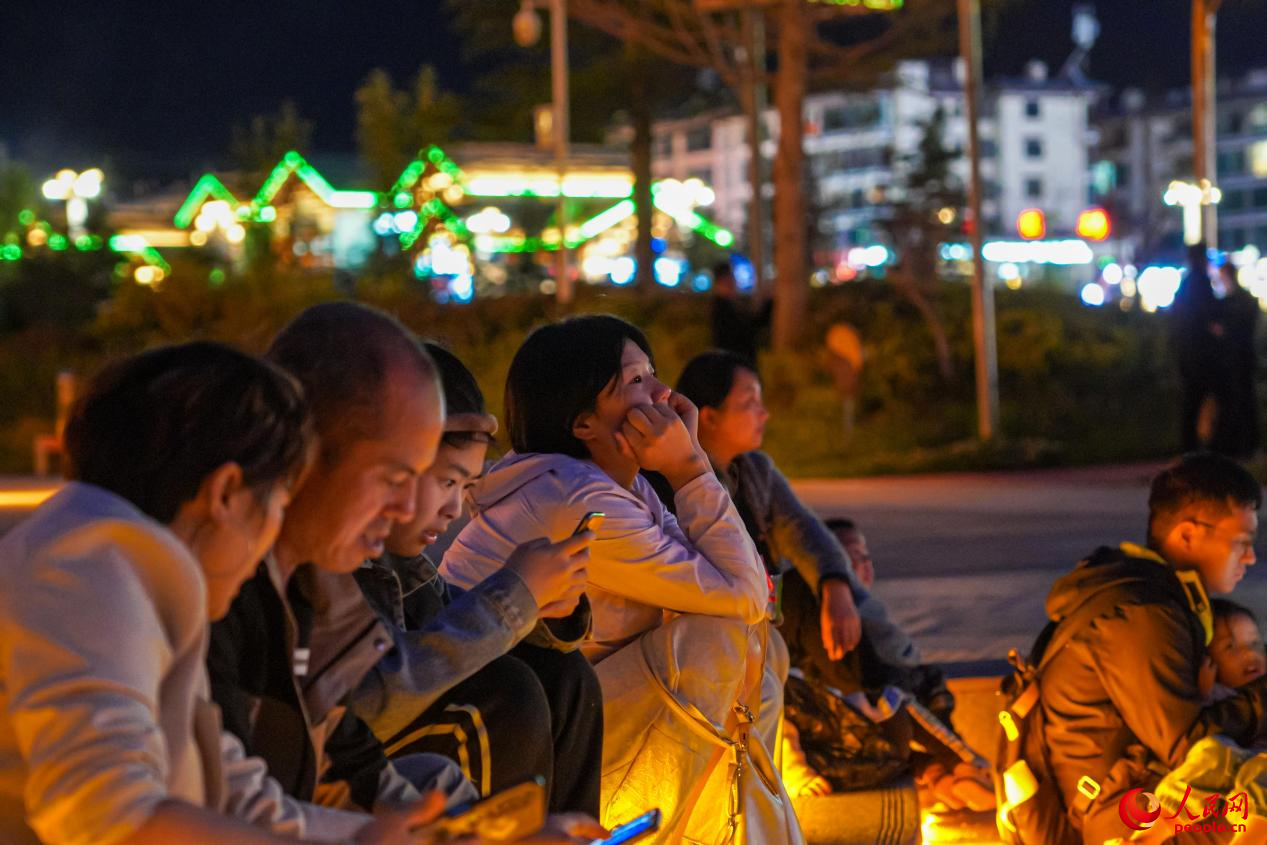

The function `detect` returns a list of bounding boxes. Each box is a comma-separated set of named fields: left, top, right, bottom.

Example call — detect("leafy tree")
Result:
left=355, top=66, right=461, bottom=190
left=875, top=105, right=963, bottom=380
left=230, top=100, right=314, bottom=183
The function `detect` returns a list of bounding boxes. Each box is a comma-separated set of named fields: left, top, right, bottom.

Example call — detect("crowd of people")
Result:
left=4, top=298, right=1267, bottom=845
left=0, top=302, right=980, bottom=845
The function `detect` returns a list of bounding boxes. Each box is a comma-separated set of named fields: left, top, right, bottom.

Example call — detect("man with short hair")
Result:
left=207, top=302, right=462, bottom=813
left=1035, top=453, right=1267, bottom=843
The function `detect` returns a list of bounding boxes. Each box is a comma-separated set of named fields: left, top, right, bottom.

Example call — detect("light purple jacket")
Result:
left=438, top=452, right=768, bottom=662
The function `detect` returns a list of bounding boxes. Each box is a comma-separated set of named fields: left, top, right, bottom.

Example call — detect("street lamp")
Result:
left=514, top=0, right=573, bottom=303
left=1164, top=179, right=1222, bottom=246
left=41, top=168, right=103, bottom=241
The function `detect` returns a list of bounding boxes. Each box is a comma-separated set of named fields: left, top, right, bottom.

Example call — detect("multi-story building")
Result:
left=1093, top=68, right=1267, bottom=260
left=650, top=58, right=1099, bottom=264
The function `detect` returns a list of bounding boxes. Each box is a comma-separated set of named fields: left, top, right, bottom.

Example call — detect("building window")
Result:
left=690, top=168, right=711, bottom=185
left=1223, top=189, right=1245, bottom=211
left=1250, top=104, right=1267, bottom=132
left=1249, top=140, right=1267, bottom=178
left=685, top=126, right=712, bottom=152
left=1024, top=138, right=1043, bottom=159
left=1025, top=177, right=1043, bottom=199
left=654, top=134, right=673, bottom=159
left=822, top=100, right=883, bottom=133
left=1251, top=186, right=1267, bottom=207
left=1223, top=228, right=1247, bottom=247
left=1219, top=109, right=1244, bottom=135
left=981, top=139, right=998, bottom=157
left=1218, top=149, right=1246, bottom=177
left=1024, top=98, right=1041, bottom=118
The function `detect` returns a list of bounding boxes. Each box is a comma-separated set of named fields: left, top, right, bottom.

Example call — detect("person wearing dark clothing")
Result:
left=1174, top=245, right=1225, bottom=453
left=710, top=261, right=772, bottom=365
left=1033, top=453, right=1267, bottom=844
left=207, top=303, right=456, bottom=813
left=1210, top=264, right=1260, bottom=459
left=350, top=343, right=604, bottom=816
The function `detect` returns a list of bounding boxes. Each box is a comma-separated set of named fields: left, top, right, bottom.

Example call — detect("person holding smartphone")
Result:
left=351, top=343, right=604, bottom=816
left=439, top=316, right=798, bottom=842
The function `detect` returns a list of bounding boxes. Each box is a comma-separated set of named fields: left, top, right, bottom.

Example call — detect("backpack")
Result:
left=993, top=589, right=1124, bottom=845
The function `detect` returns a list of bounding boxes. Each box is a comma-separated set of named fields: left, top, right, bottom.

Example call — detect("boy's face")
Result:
left=1210, top=613, right=1267, bottom=688
left=385, top=439, right=489, bottom=559
left=832, top=526, right=874, bottom=590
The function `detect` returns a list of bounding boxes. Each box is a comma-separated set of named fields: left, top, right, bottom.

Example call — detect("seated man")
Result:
left=1032, top=453, right=1267, bottom=844
left=351, top=343, right=604, bottom=816
left=207, top=303, right=468, bottom=813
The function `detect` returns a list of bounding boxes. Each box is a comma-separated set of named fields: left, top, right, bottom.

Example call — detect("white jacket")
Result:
left=0, top=483, right=368, bottom=845
left=438, top=452, right=767, bottom=661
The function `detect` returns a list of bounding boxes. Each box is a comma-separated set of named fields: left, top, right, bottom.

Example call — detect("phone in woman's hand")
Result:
left=572, top=511, right=606, bottom=536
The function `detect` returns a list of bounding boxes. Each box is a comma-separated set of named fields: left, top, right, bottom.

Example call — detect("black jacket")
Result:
left=208, top=558, right=414, bottom=812
left=1038, top=543, right=1267, bottom=841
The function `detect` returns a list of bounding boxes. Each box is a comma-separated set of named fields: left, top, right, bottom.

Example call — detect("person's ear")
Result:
left=202, top=462, right=247, bottom=525
left=1174, top=518, right=1200, bottom=553
left=571, top=410, right=600, bottom=443
left=698, top=406, right=719, bottom=434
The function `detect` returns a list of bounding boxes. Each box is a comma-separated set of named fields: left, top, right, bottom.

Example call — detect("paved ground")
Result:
left=793, top=462, right=1267, bottom=667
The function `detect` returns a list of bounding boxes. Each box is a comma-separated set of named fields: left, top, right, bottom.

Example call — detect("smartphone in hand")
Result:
left=412, top=777, right=546, bottom=842
left=592, top=809, right=661, bottom=845
left=572, top=511, right=605, bottom=536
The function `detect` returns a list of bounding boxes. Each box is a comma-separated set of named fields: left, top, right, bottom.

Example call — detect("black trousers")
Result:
left=378, top=642, right=603, bottom=816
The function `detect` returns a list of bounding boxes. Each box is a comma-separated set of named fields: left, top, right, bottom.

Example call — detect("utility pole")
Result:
left=552, top=0, right=573, bottom=302
left=1192, top=0, right=1221, bottom=247
left=740, top=7, right=768, bottom=294
left=958, top=0, right=998, bottom=441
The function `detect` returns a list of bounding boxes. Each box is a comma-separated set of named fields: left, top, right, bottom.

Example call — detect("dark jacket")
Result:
left=1038, top=543, right=1267, bottom=841
left=208, top=558, right=416, bottom=813
left=710, top=295, right=772, bottom=365
left=350, top=553, right=537, bottom=740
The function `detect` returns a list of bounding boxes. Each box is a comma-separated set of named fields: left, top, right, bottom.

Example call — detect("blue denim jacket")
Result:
left=349, top=553, right=538, bottom=741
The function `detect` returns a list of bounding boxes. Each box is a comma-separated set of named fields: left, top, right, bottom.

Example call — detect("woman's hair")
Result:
left=424, top=342, right=495, bottom=449
left=1212, top=598, right=1259, bottom=628
left=505, top=314, right=653, bottom=457
left=64, top=341, right=314, bottom=524
left=675, top=350, right=759, bottom=411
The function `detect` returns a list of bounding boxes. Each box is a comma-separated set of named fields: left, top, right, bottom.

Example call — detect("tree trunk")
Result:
left=627, top=44, right=655, bottom=289
left=892, top=274, right=955, bottom=381
left=772, top=0, right=808, bottom=351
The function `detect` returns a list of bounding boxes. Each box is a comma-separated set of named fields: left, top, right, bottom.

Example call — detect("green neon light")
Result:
left=400, top=198, right=470, bottom=250
left=1, top=244, right=20, bottom=261
left=258, top=205, right=277, bottom=223
left=49, top=234, right=68, bottom=251
left=578, top=199, right=635, bottom=239
left=209, top=268, right=226, bottom=285
left=108, top=234, right=172, bottom=273
left=18, top=210, right=35, bottom=226
left=174, top=173, right=239, bottom=228
left=253, top=151, right=378, bottom=211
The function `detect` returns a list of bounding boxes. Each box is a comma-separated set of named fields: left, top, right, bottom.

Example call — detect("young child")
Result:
left=1201, top=599, right=1267, bottom=700
left=1131, top=601, right=1267, bottom=844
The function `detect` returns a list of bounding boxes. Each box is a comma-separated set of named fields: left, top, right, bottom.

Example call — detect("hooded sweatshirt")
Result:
left=439, top=452, right=767, bottom=662
left=1038, top=543, right=1267, bottom=840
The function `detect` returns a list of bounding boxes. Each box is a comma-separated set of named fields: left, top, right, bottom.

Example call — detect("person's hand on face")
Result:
left=505, top=532, right=593, bottom=618
left=820, top=579, right=862, bottom=661
left=614, top=396, right=709, bottom=490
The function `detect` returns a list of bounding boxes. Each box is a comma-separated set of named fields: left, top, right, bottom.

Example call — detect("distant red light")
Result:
left=1017, top=208, right=1046, bottom=240
left=1077, top=208, right=1111, bottom=241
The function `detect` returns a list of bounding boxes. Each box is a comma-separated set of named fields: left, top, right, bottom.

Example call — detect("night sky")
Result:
left=0, top=0, right=1262, bottom=181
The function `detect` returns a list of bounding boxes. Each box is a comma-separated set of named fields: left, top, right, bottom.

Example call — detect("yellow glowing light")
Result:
left=190, top=230, right=208, bottom=246
left=443, top=185, right=465, bottom=204
left=938, top=207, right=957, bottom=225
left=134, top=266, right=158, bottom=285
left=0, top=488, right=59, bottom=508
left=225, top=224, right=246, bottom=244
left=1006, top=276, right=1023, bottom=290
left=27, top=228, right=47, bottom=247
